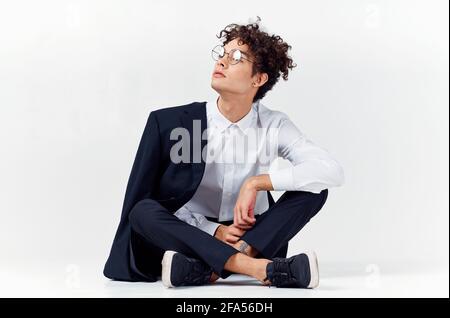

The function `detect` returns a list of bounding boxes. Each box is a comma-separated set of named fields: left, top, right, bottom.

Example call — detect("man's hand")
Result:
left=233, top=179, right=257, bottom=230
left=214, top=224, right=246, bottom=244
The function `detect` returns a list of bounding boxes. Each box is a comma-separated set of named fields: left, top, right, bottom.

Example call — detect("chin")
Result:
left=210, top=82, right=222, bottom=91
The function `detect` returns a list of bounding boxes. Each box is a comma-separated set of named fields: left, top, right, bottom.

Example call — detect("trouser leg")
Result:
left=128, top=198, right=239, bottom=279
left=220, top=189, right=328, bottom=278
left=243, top=189, right=328, bottom=258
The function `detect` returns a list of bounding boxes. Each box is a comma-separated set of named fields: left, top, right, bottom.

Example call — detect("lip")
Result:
left=213, top=71, right=225, bottom=77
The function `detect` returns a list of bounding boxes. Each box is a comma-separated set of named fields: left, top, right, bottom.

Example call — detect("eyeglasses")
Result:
left=211, top=44, right=255, bottom=65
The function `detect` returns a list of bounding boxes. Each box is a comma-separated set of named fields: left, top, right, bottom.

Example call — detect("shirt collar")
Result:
left=207, top=96, right=258, bottom=133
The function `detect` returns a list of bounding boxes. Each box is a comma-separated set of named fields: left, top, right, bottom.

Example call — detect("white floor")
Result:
left=1, top=260, right=448, bottom=298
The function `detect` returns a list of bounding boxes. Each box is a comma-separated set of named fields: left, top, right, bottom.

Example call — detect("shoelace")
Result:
left=263, top=258, right=293, bottom=287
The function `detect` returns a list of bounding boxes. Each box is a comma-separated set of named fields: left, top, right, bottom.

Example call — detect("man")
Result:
left=103, top=22, right=344, bottom=288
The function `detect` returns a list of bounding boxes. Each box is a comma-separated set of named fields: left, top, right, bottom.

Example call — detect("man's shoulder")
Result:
left=151, top=101, right=205, bottom=117
left=257, top=101, right=291, bottom=125
left=146, top=101, right=206, bottom=134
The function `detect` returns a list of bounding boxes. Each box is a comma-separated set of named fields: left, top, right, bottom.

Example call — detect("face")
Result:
left=211, top=38, right=267, bottom=98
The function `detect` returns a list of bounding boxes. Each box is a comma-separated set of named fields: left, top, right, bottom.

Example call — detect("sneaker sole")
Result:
left=304, top=250, right=319, bottom=289
left=161, top=250, right=177, bottom=288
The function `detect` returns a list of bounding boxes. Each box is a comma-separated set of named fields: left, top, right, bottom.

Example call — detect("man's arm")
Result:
left=245, top=174, right=274, bottom=191
left=233, top=174, right=273, bottom=225
left=266, top=117, right=345, bottom=193
left=233, top=117, right=344, bottom=229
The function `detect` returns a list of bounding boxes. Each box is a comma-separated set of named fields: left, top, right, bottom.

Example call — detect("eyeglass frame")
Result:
left=211, top=44, right=256, bottom=65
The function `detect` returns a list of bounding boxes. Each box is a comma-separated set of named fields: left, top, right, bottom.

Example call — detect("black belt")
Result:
left=205, top=216, right=233, bottom=225
left=205, top=214, right=261, bottom=225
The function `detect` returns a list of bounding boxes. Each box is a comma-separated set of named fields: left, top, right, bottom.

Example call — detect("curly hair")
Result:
left=216, top=18, right=297, bottom=102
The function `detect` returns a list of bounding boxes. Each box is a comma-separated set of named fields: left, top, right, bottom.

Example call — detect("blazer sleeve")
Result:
left=119, top=110, right=162, bottom=222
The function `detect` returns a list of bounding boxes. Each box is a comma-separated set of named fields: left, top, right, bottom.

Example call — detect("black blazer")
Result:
left=103, top=101, right=276, bottom=282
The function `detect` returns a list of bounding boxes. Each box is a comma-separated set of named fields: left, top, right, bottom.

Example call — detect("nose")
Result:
left=217, top=54, right=228, bottom=68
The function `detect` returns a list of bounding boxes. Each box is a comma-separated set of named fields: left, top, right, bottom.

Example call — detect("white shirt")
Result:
left=173, top=97, right=345, bottom=236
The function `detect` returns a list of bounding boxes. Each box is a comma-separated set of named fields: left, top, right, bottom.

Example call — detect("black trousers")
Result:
left=128, top=189, right=328, bottom=279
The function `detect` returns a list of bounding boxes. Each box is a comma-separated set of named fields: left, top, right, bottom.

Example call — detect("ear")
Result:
left=253, top=72, right=268, bottom=87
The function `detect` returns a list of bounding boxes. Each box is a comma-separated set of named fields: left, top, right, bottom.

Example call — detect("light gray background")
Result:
left=0, top=0, right=448, bottom=297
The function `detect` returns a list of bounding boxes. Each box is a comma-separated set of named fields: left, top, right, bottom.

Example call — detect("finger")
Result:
left=232, top=223, right=251, bottom=232
left=245, top=207, right=257, bottom=223
left=238, top=208, right=250, bottom=227
left=241, top=209, right=255, bottom=225
left=226, top=234, right=239, bottom=244
left=248, top=209, right=256, bottom=223
left=235, top=206, right=244, bottom=227
left=229, top=226, right=245, bottom=237
left=233, top=207, right=239, bottom=227
left=233, top=206, right=253, bottom=228
left=228, top=226, right=239, bottom=236
left=237, top=224, right=252, bottom=231
left=249, top=208, right=256, bottom=219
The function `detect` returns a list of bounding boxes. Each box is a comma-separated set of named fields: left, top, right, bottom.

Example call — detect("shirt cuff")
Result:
left=198, top=219, right=221, bottom=236
left=268, top=167, right=295, bottom=191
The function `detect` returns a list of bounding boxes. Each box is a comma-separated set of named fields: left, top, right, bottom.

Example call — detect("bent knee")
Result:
left=311, top=189, right=328, bottom=216
left=128, top=199, right=164, bottom=228
left=128, top=198, right=174, bottom=230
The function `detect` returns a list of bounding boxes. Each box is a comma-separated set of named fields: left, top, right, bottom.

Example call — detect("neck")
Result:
left=216, top=94, right=254, bottom=123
